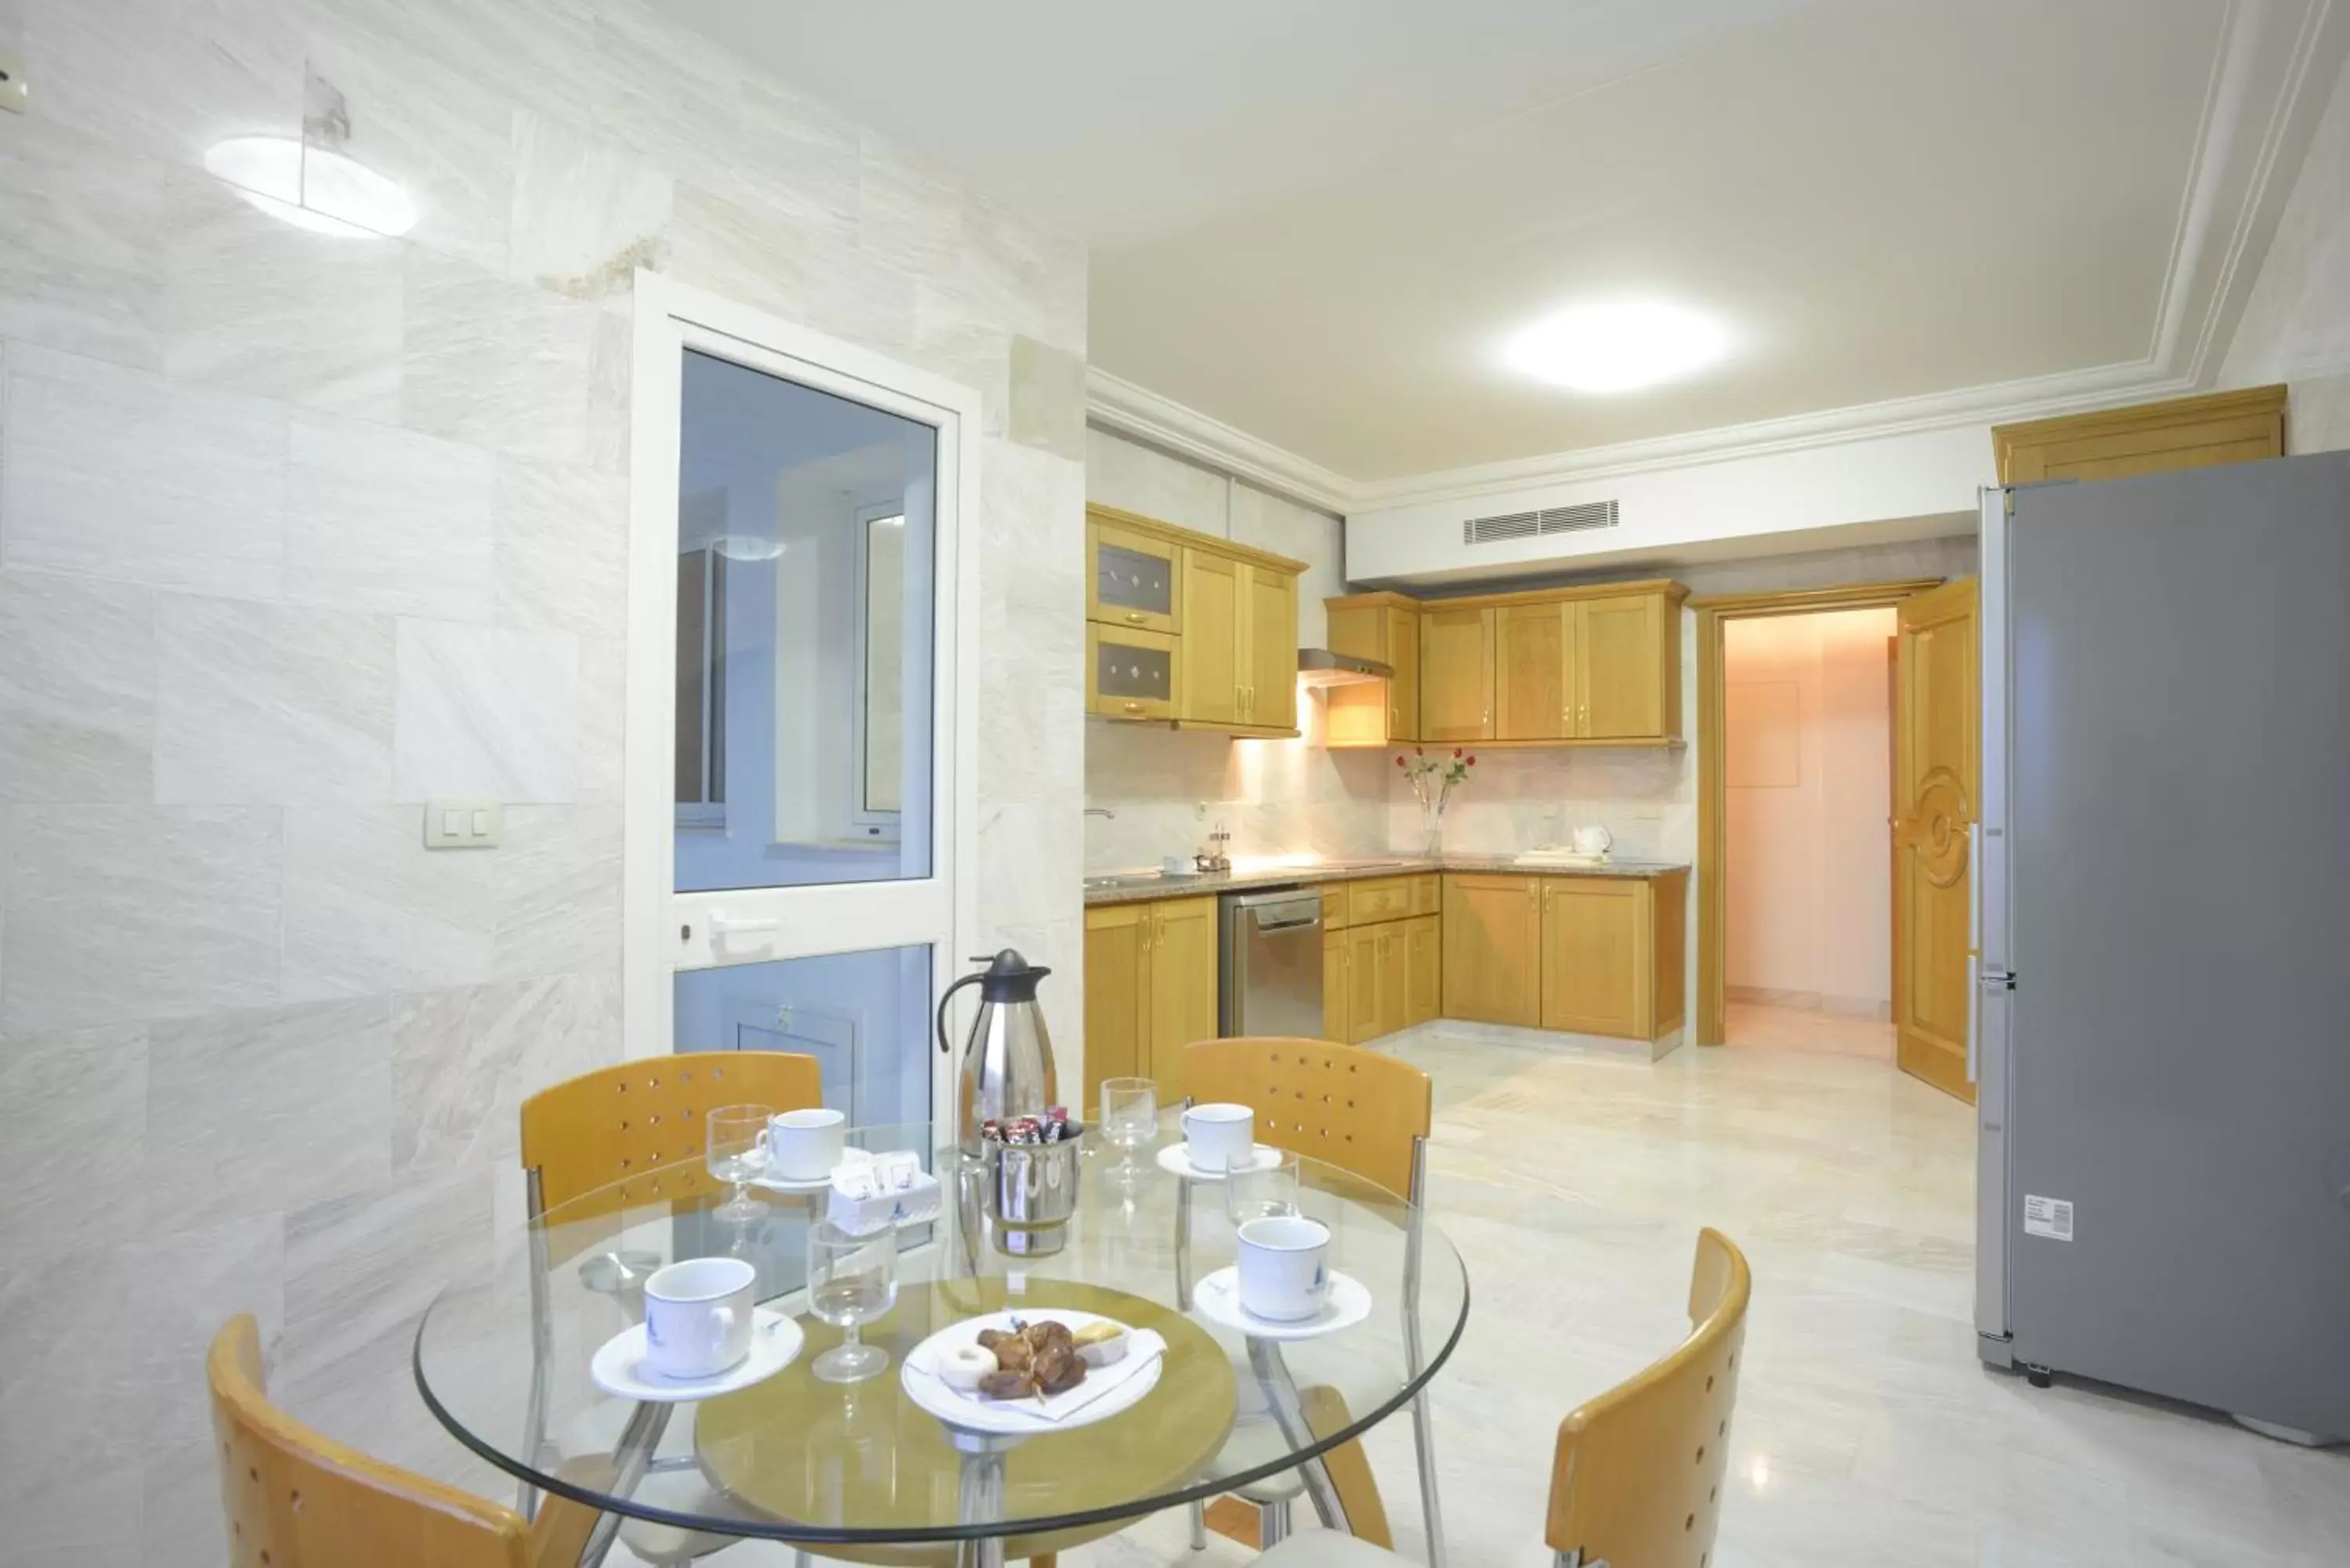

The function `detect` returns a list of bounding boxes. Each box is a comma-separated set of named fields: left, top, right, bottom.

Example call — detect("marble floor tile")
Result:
left=392, top=617, right=580, bottom=802
left=1, top=805, right=284, bottom=1033
left=0, top=569, right=155, bottom=803
left=1, top=344, right=290, bottom=595
left=153, top=593, right=396, bottom=805
left=1727, top=999, right=1896, bottom=1057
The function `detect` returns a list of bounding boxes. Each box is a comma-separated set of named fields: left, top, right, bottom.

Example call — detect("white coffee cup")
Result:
left=642, top=1255, right=756, bottom=1379
left=1236, top=1214, right=1332, bottom=1322
left=1182, top=1102, right=1255, bottom=1172
left=765, top=1107, right=846, bottom=1181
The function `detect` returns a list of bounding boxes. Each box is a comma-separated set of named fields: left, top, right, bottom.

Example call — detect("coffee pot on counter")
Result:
left=935, top=950, right=1059, bottom=1158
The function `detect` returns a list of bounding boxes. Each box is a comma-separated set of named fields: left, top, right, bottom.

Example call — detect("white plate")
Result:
left=589, top=1308, right=804, bottom=1402
left=1191, top=1267, right=1372, bottom=1342
left=901, top=1310, right=1165, bottom=1435
left=1155, top=1143, right=1284, bottom=1182
left=747, top=1147, right=874, bottom=1194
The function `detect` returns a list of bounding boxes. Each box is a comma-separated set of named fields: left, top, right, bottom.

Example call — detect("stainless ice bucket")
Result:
left=981, top=1133, right=1084, bottom=1257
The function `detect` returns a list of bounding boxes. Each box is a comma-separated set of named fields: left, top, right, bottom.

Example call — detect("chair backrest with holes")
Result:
left=1545, top=1227, right=1751, bottom=1568
left=1182, top=1037, right=1430, bottom=1197
left=518, top=1050, right=823, bottom=1213
left=209, top=1314, right=529, bottom=1568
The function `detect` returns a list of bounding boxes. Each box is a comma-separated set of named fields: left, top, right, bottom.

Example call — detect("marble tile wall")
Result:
left=0, top=2, right=1086, bottom=1563
left=2223, top=49, right=2350, bottom=453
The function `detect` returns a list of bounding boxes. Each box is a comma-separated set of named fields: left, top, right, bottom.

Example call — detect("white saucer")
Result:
left=589, top=1307, right=804, bottom=1402
left=901, top=1309, right=1165, bottom=1436
left=747, top=1147, right=873, bottom=1194
left=1191, top=1267, right=1373, bottom=1342
left=1156, top=1143, right=1283, bottom=1182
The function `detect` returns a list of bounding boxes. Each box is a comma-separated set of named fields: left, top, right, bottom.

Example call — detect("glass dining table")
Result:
left=414, top=1116, right=1470, bottom=1568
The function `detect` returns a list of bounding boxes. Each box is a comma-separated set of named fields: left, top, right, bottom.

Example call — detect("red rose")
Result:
left=1415, top=746, right=1425, bottom=757
left=1394, top=755, right=1405, bottom=768
left=1467, top=755, right=1477, bottom=765
left=1453, top=748, right=1462, bottom=759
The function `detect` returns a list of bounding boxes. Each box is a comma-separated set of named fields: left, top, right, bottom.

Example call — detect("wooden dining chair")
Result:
left=515, top=1050, right=824, bottom=1566
left=1180, top=1036, right=1441, bottom=1565
left=209, top=1313, right=591, bottom=1568
left=1253, top=1227, right=1754, bottom=1568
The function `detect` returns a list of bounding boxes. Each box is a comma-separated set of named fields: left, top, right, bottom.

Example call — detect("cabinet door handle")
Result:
left=1124, top=612, right=1146, bottom=624
left=1122, top=701, right=1143, bottom=714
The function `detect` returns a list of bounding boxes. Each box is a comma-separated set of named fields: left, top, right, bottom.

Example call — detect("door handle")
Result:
left=1122, top=700, right=1143, bottom=714
left=708, top=912, right=779, bottom=941
left=1123, top=612, right=1146, bottom=624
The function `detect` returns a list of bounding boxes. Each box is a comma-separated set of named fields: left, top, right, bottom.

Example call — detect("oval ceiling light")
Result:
left=202, top=135, right=418, bottom=239
left=1502, top=299, right=1732, bottom=394
left=711, top=535, right=785, bottom=562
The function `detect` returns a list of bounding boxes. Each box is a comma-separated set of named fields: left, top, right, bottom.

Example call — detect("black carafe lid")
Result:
left=973, top=948, right=1051, bottom=1003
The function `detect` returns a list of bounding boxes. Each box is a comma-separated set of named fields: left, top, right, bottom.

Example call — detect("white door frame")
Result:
left=624, top=271, right=981, bottom=1118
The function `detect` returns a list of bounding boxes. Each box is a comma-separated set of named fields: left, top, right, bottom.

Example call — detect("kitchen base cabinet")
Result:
left=1441, top=874, right=1542, bottom=1027
left=1538, top=871, right=1689, bottom=1047
left=1405, top=913, right=1441, bottom=1028
left=1082, top=895, right=1217, bottom=1108
left=1324, top=926, right=1350, bottom=1043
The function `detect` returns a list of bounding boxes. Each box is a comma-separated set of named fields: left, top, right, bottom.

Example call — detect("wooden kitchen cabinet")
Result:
left=1324, top=926, right=1350, bottom=1042
left=1322, top=594, right=1421, bottom=747
left=1082, top=895, right=1218, bottom=1107
left=1086, top=503, right=1303, bottom=737
left=1495, top=602, right=1570, bottom=741
left=1441, top=873, right=1542, bottom=1026
left=1405, top=913, right=1441, bottom=1028
left=1576, top=591, right=1676, bottom=740
left=1537, top=871, right=1690, bottom=1044
left=1991, top=385, right=2285, bottom=484
left=1347, top=923, right=1384, bottom=1044
left=1420, top=607, right=1495, bottom=742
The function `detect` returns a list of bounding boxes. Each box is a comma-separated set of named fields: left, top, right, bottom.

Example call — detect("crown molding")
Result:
left=1083, top=0, right=2344, bottom=520
left=1084, top=366, right=1355, bottom=515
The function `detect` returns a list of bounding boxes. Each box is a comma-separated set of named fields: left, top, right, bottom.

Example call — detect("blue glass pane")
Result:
left=672, top=946, right=933, bottom=1129
left=674, top=349, right=937, bottom=892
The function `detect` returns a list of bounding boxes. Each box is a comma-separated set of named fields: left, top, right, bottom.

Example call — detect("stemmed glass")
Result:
left=808, top=1219, right=898, bottom=1383
left=706, top=1104, right=772, bottom=1223
left=1100, top=1077, right=1158, bottom=1174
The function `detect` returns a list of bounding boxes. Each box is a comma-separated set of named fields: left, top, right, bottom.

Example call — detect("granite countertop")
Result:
left=1082, top=852, right=1689, bottom=906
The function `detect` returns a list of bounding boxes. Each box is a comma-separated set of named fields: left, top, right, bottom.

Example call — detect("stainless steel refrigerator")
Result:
left=1974, top=451, right=2350, bottom=1443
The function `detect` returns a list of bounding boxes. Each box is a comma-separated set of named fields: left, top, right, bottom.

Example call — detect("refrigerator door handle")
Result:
left=1966, top=823, right=1983, bottom=1084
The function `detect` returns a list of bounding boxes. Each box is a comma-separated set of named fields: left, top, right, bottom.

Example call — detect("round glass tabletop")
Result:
left=413, top=1115, right=1469, bottom=1554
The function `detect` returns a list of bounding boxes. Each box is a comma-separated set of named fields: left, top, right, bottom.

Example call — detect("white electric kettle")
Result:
left=1571, top=825, right=1614, bottom=858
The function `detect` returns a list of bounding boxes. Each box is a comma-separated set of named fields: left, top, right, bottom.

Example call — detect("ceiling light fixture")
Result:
left=710, top=535, right=785, bottom=562
left=1502, top=299, right=1731, bottom=394
left=202, top=135, right=418, bottom=239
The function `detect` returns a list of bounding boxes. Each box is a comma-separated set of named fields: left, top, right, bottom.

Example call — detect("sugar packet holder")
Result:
left=826, top=1150, right=942, bottom=1235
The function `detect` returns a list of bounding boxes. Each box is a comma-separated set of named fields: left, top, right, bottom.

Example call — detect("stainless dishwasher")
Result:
left=1217, top=888, right=1324, bottom=1038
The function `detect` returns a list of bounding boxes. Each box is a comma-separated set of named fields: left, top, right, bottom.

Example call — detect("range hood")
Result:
left=1294, top=648, right=1392, bottom=688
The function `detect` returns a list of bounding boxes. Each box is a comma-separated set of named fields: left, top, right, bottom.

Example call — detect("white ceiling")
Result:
left=664, top=0, right=2334, bottom=486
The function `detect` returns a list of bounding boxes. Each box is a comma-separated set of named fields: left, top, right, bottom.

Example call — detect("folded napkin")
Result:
left=826, top=1150, right=941, bottom=1235
left=910, top=1328, right=1167, bottom=1425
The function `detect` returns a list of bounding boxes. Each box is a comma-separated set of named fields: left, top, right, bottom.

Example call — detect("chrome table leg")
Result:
left=1244, top=1337, right=1350, bottom=1534
left=577, top=1400, right=673, bottom=1568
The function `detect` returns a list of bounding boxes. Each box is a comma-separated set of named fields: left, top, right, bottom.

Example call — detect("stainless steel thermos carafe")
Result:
left=935, top=950, right=1058, bottom=1158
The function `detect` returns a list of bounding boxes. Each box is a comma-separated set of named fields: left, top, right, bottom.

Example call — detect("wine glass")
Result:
left=808, top=1219, right=898, bottom=1383
left=1225, top=1147, right=1302, bottom=1225
left=1100, top=1077, right=1158, bottom=1169
left=706, top=1104, right=773, bottom=1223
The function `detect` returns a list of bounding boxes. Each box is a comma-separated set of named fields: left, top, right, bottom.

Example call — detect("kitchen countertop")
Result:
left=1082, top=853, right=1689, bottom=906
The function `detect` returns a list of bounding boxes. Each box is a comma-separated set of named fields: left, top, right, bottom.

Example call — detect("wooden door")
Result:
left=1540, top=877, right=1647, bottom=1038
left=1576, top=594, right=1668, bottom=739
left=1386, top=608, right=1421, bottom=741
left=1405, top=914, right=1441, bottom=1028
left=1419, top=608, right=1495, bottom=742
left=1322, top=927, right=1349, bottom=1042
left=1082, top=905, right=1148, bottom=1107
left=1441, top=874, right=1540, bottom=1027
left=1347, top=924, right=1383, bottom=1043
left=1179, top=549, right=1242, bottom=725
left=1495, top=603, right=1568, bottom=741
left=1893, top=580, right=1978, bottom=1103
left=1244, top=565, right=1298, bottom=730
left=1145, top=897, right=1220, bottom=1100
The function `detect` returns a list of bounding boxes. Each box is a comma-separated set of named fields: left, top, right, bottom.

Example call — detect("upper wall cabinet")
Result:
left=1086, top=504, right=1304, bottom=737
left=1324, top=594, right=1422, bottom=746
left=1329, top=580, right=1686, bottom=748
left=1991, top=385, right=2286, bottom=484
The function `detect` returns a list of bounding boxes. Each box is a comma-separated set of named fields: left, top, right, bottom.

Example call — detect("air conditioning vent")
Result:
left=1462, top=500, right=1618, bottom=546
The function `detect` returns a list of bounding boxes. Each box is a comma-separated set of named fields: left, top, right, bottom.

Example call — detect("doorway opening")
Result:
left=1720, top=607, right=1898, bottom=1060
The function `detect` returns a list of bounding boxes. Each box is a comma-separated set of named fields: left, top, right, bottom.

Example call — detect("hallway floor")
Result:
left=628, top=1024, right=2349, bottom=1568
left=1725, top=997, right=1896, bottom=1057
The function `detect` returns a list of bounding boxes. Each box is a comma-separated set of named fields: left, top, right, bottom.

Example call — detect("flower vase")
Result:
left=1421, top=802, right=1444, bottom=858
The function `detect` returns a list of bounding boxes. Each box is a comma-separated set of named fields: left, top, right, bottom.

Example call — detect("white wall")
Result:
left=1083, top=427, right=1392, bottom=869
left=2223, top=50, right=2350, bottom=453
left=1723, top=608, right=1896, bottom=1013
left=0, top=2, right=1086, bottom=1561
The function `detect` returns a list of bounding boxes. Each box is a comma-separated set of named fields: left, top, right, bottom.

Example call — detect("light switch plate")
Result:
left=0, top=52, right=26, bottom=114
left=424, top=799, right=504, bottom=848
